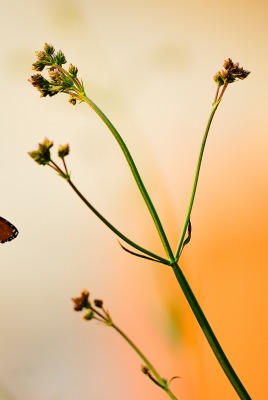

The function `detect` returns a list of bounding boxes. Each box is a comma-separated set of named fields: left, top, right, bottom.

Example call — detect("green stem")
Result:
left=175, top=99, right=221, bottom=260
left=171, top=261, right=251, bottom=399
left=173, top=95, right=251, bottom=397
left=111, top=321, right=178, bottom=399
left=80, top=93, right=175, bottom=262
left=66, top=178, right=169, bottom=265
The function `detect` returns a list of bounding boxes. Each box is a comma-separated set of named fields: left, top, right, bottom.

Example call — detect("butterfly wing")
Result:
left=0, top=217, right=19, bottom=243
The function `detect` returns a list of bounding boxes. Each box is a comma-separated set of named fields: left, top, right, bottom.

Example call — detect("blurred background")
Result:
left=0, top=0, right=267, bottom=399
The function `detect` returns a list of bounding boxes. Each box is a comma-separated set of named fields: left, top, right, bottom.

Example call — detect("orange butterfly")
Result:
left=0, top=217, right=18, bottom=243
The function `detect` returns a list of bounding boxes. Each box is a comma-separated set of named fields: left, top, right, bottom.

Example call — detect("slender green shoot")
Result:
left=72, top=290, right=178, bottom=400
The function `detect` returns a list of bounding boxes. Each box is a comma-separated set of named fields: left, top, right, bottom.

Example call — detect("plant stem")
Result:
left=172, top=95, right=251, bottom=398
left=175, top=99, right=221, bottom=260
left=66, top=178, right=169, bottom=264
left=171, top=261, right=251, bottom=400
left=111, top=321, right=178, bottom=399
left=80, top=93, right=175, bottom=262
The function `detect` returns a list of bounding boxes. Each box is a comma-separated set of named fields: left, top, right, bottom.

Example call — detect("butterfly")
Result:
left=0, top=217, right=19, bottom=243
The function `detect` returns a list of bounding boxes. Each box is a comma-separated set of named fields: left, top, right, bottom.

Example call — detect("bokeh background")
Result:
left=0, top=1, right=267, bottom=399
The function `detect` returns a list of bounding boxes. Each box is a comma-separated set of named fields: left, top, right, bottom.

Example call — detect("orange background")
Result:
left=0, top=1, right=267, bottom=399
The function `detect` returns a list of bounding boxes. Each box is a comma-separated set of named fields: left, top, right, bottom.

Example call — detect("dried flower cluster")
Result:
left=72, top=290, right=110, bottom=323
left=214, top=58, right=250, bottom=87
left=28, top=138, right=69, bottom=166
left=29, top=43, right=84, bottom=104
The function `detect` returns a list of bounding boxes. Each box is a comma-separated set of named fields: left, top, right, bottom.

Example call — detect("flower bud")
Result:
left=58, top=144, right=70, bottom=159
left=72, top=290, right=91, bottom=311
left=94, top=299, right=103, bottom=308
left=28, top=138, right=53, bottom=165
left=68, top=64, right=78, bottom=79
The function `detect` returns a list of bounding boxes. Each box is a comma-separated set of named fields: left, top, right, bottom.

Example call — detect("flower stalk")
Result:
left=72, top=290, right=178, bottom=400
left=175, top=99, right=221, bottom=260
left=28, top=139, right=169, bottom=265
